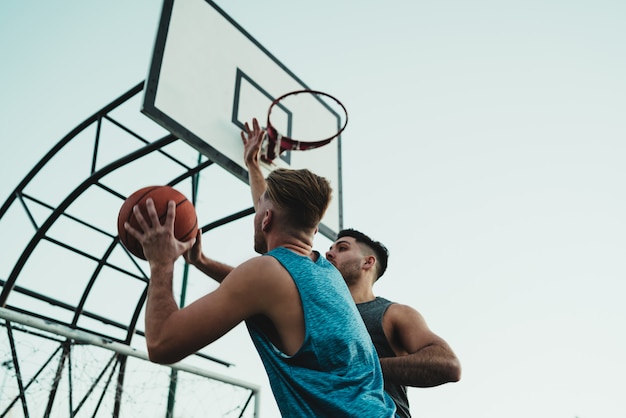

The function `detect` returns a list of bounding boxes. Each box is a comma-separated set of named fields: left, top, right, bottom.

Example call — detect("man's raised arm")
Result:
left=241, top=118, right=267, bottom=210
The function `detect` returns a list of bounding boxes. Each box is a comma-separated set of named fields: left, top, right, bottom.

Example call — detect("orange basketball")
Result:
left=117, top=186, right=198, bottom=260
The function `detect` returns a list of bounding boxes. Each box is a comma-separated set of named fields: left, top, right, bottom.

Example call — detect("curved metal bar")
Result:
left=201, top=207, right=255, bottom=233
left=0, top=134, right=178, bottom=307
left=0, top=81, right=144, bottom=221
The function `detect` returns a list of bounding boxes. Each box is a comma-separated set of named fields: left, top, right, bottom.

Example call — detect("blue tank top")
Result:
left=247, top=247, right=397, bottom=417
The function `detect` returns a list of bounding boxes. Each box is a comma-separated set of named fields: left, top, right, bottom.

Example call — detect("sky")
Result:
left=1, top=1, right=626, bottom=417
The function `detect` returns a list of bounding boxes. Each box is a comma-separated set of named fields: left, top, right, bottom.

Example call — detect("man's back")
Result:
left=247, top=247, right=396, bottom=417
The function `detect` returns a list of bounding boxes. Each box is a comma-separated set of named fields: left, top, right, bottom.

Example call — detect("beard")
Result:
left=335, top=258, right=362, bottom=286
left=253, top=220, right=268, bottom=254
left=254, top=236, right=267, bottom=254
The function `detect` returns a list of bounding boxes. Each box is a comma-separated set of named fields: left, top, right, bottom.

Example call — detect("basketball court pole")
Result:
left=166, top=152, right=203, bottom=418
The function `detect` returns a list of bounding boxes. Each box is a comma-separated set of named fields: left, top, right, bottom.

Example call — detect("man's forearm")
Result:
left=247, top=162, right=266, bottom=210
left=145, top=264, right=180, bottom=361
left=379, top=344, right=461, bottom=387
left=192, top=254, right=234, bottom=283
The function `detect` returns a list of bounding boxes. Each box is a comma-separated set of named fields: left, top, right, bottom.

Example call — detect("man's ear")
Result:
left=363, top=255, right=376, bottom=271
left=261, top=209, right=273, bottom=232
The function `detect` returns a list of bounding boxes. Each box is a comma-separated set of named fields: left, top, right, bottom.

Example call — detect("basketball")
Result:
left=117, top=186, right=198, bottom=260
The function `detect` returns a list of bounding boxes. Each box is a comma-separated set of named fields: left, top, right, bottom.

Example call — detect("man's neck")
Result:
left=267, top=231, right=314, bottom=257
left=348, top=282, right=376, bottom=304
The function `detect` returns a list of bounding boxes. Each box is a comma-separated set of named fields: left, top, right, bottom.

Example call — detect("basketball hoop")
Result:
left=261, top=89, right=348, bottom=163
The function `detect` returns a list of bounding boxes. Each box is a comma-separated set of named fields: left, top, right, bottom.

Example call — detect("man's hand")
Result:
left=183, top=228, right=203, bottom=266
left=241, top=117, right=265, bottom=168
left=124, top=198, right=195, bottom=266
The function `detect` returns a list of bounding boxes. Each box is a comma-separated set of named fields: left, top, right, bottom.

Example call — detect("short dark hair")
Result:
left=336, top=228, right=389, bottom=280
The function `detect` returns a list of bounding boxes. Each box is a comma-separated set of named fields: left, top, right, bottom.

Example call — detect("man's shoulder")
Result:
left=232, top=255, right=285, bottom=277
left=382, top=298, right=422, bottom=319
left=222, top=255, right=296, bottom=303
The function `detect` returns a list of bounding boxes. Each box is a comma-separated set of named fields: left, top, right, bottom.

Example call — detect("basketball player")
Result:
left=125, top=118, right=397, bottom=417
left=326, top=229, right=462, bottom=418
left=186, top=118, right=460, bottom=417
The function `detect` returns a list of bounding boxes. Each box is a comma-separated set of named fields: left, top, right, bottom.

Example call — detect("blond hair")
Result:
left=265, top=168, right=332, bottom=230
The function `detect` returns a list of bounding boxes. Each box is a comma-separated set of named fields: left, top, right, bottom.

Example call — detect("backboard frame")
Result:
left=141, top=0, right=343, bottom=239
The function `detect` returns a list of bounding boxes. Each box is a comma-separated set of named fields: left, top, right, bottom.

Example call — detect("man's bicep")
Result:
left=166, top=261, right=266, bottom=357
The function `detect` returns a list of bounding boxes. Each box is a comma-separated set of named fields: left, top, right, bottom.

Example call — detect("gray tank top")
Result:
left=357, top=297, right=412, bottom=418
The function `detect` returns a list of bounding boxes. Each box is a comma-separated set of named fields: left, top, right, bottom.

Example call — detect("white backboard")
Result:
left=142, top=0, right=343, bottom=238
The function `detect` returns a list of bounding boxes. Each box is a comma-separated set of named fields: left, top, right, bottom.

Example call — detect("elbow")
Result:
left=447, top=357, right=462, bottom=382
left=147, top=346, right=175, bottom=365
left=146, top=340, right=184, bottom=365
left=148, top=350, right=174, bottom=365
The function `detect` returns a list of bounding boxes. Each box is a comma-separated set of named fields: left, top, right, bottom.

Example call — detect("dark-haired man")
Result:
left=326, top=229, right=461, bottom=417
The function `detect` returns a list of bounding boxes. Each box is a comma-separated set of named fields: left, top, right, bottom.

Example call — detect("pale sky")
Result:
left=1, top=1, right=625, bottom=417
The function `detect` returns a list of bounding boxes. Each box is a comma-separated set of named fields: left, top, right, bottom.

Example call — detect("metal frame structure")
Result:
left=0, top=82, right=260, bottom=417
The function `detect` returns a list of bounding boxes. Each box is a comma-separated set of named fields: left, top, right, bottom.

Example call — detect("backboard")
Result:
left=142, top=0, right=343, bottom=239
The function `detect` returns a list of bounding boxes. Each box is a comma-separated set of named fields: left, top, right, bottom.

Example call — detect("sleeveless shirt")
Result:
left=247, top=247, right=397, bottom=417
left=357, top=297, right=412, bottom=418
